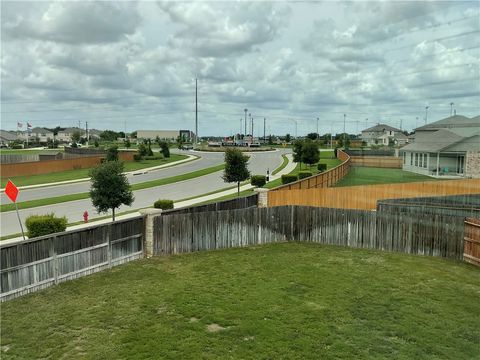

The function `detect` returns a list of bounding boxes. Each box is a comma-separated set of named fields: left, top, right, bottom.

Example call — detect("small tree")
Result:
left=176, top=135, right=184, bottom=150
left=106, top=145, right=119, bottom=162
left=306, top=132, right=318, bottom=141
left=268, top=134, right=274, bottom=145
left=94, top=139, right=99, bottom=148
left=285, top=133, right=291, bottom=143
left=301, top=140, right=320, bottom=167
left=124, top=139, right=131, bottom=148
left=71, top=130, right=81, bottom=145
left=292, top=140, right=304, bottom=168
left=90, top=161, right=134, bottom=221
left=222, top=148, right=250, bottom=196
left=159, top=141, right=170, bottom=158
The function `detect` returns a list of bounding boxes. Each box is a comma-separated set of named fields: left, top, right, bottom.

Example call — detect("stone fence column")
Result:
left=254, top=188, right=269, bottom=208
left=139, top=208, right=163, bottom=257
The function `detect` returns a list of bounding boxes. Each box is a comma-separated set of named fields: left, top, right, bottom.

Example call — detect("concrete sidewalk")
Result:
left=0, top=155, right=198, bottom=192
left=2, top=154, right=294, bottom=245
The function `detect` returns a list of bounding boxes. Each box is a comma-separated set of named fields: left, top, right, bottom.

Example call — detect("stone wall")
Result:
left=466, top=151, right=480, bottom=178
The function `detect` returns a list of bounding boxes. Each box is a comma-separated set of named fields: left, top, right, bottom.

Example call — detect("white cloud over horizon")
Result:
left=1, top=0, right=479, bottom=136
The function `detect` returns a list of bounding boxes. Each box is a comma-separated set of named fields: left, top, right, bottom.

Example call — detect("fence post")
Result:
left=254, top=188, right=269, bottom=208
left=139, top=208, right=163, bottom=257
left=107, top=224, right=112, bottom=268
left=52, top=236, right=58, bottom=285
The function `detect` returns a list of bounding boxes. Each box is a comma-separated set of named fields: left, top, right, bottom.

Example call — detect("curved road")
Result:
left=1, top=149, right=290, bottom=236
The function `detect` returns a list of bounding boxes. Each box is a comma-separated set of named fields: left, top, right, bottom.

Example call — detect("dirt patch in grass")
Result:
left=206, top=323, right=227, bottom=333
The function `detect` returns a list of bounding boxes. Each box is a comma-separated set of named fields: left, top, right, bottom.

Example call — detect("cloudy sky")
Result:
left=1, top=1, right=479, bottom=136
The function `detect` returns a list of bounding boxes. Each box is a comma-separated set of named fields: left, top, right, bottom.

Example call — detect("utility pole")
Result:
left=343, top=114, right=346, bottom=148
left=263, top=117, right=266, bottom=145
left=316, top=117, right=319, bottom=137
left=251, top=117, right=254, bottom=143
left=425, top=106, right=429, bottom=125
left=450, top=102, right=454, bottom=116
left=240, top=118, right=242, bottom=141
left=86, top=121, right=89, bottom=147
left=195, top=78, right=198, bottom=144
left=124, top=120, right=126, bottom=141
left=244, top=108, right=248, bottom=137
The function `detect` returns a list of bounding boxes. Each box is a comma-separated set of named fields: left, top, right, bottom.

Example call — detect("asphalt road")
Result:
left=1, top=149, right=289, bottom=236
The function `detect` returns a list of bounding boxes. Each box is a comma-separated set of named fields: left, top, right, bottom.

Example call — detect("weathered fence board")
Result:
left=1, top=216, right=144, bottom=302
left=464, top=218, right=480, bottom=266
left=152, top=206, right=465, bottom=261
left=164, top=194, right=258, bottom=215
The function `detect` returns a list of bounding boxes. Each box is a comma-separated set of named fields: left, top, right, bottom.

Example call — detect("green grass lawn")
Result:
left=335, top=167, right=438, bottom=187
left=1, top=242, right=478, bottom=359
left=1, top=154, right=190, bottom=188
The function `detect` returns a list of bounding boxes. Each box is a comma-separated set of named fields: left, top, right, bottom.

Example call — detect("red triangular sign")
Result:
left=5, top=180, right=19, bottom=203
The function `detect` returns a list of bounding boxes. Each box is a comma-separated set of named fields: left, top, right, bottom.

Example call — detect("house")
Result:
left=361, top=124, right=408, bottom=146
left=0, top=130, right=18, bottom=147
left=400, top=115, right=480, bottom=178
left=20, top=127, right=54, bottom=144
left=57, top=127, right=85, bottom=143
left=136, top=130, right=195, bottom=142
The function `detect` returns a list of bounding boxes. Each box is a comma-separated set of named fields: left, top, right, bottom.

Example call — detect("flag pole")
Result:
left=15, top=202, right=26, bottom=240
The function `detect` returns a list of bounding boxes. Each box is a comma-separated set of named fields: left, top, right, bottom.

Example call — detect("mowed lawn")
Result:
left=1, top=243, right=478, bottom=359
left=336, top=167, right=436, bottom=187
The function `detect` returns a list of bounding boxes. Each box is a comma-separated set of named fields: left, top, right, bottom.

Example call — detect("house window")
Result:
left=457, top=156, right=465, bottom=174
left=415, top=153, right=418, bottom=166
left=423, top=153, right=427, bottom=168
left=410, top=153, right=413, bottom=165
left=403, top=152, right=406, bottom=164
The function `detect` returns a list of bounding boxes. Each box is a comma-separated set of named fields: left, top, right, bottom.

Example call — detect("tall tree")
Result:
left=285, top=133, right=291, bottom=143
left=301, top=140, right=320, bottom=167
left=306, top=132, right=318, bottom=140
left=292, top=140, right=304, bottom=168
left=90, top=161, right=134, bottom=221
left=71, top=130, right=81, bottom=144
left=222, top=148, right=250, bottom=197
left=106, top=145, right=119, bottom=162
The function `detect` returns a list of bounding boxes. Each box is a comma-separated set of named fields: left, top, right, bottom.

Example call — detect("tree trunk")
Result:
left=112, top=207, right=115, bottom=222
left=237, top=182, right=240, bottom=197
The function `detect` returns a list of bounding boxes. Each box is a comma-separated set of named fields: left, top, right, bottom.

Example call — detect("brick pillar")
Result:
left=254, top=188, right=269, bottom=208
left=139, top=208, right=163, bottom=257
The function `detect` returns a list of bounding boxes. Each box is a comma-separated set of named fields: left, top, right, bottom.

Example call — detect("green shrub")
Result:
left=133, top=154, right=142, bottom=161
left=317, top=163, right=327, bottom=172
left=106, top=145, right=119, bottom=162
left=281, top=174, right=298, bottom=184
left=298, top=171, right=313, bottom=179
left=143, top=155, right=163, bottom=160
left=251, top=175, right=266, bottom=187
left=25, top=214, right=67, bottom=238
left=153, top=199, right=174, bottom=210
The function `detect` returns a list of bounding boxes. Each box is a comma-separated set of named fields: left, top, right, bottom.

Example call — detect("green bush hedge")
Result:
left=143, top=155, right=163, bottom=160
left=25, top=214, right=67, bottom=238
left=298, top=171, right=313, bottom=179
left=281, top=174, right=298, bottom=184
left=133, top=154, right=142, bottom=161
left=154, top=199, right=174, bottom=210
left=251, top=175, right=267, bottom=187
left=317, top=163, right=327, bottom=172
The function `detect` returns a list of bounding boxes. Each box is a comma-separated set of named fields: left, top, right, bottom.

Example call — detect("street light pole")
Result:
left=450, top=102, right=454, bottom=116
left=195, top=78, right=198, bottom=144
left=263, top=117, right=266, bottom=145
left=316, top=117, right=319, bottom=137
left=244, top=108, right=248, bottom=139
left=425, top=106, right=429, bottom=125
left=343, top=114, right=346, bottom=148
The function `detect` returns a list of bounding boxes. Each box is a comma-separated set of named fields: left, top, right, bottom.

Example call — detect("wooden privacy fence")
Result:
left=464, top=218, right=480, bottom=266
left=350, top=156, right=402, bottom=168
left=0, top=216, right=144, bottom=302
left=152, top=206, right=465, bottom=260
left=271, top=150, right=351, bottom=191
left=1, top=151, right=134, bottom=178
left=268, top=178, right=480, bottom=210
left=164, top=194, right=258, bottom=215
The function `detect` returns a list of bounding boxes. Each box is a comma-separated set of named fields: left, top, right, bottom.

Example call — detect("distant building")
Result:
left=20, top=127, right=54, bottom=144
left=0, top=130, right=17, bottom=147
left=136, top=130, right=195, bottom=142
left=361, top=124, right=408, bottom=146
left=400, top=115, right=480, bottom=178
left=57, top=127, right=85, bottom=143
